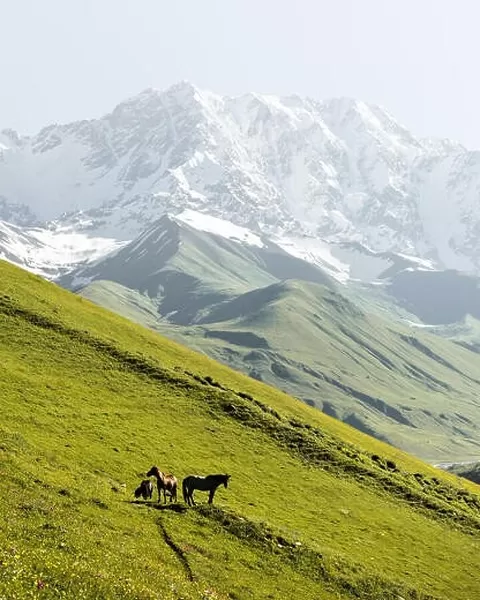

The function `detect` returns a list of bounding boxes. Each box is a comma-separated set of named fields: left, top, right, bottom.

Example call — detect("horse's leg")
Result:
left=208, top=489, right=216, bottom=504
left=182, top=480, right=190, bottom=505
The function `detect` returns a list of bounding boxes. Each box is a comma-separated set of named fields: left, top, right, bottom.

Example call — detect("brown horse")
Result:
left=182, top=474, right=231, bottom=506
left=146, top=466, right=178, bottom=503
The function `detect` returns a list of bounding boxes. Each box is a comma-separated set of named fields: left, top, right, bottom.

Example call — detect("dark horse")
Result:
left=134, top=479, right=154, bottom=500
left=182, top=474, right=231, bottom=506
left=146, top=466, right=178, bottom=503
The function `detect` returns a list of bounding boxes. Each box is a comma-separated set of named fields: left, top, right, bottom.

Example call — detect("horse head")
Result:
left=224, top=474, right=231, bottom=488
left=146, top=466, right=160, bottom=479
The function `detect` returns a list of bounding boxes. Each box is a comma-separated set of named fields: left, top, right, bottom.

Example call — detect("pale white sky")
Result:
left=1, top=0, right=478, bottom=146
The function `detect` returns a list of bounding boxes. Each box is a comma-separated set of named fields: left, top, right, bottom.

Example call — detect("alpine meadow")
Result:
left=1, top=260, right=480, bottom=599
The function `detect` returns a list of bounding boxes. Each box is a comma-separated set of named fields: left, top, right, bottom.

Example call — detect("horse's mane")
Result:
left=147, top=466, right=175, bottom=478
left=207, top=474, right=231, bottom=481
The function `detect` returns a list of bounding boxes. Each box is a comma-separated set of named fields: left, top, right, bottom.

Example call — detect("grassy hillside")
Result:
left=61, top=216, right=333, bottom=325
left=1, top=259, right=480, bottom=599
left=81, top=278, right=480, bottom=462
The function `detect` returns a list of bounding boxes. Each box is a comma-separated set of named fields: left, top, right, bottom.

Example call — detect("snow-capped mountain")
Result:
left=1, top=81, right=480, bottom=275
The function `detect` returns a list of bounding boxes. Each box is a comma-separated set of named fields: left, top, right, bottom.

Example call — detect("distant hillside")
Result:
left=444, top=462, right=480, bottom=485
left=386, top=268, right=480, bottom=324
left=60, top=213, right=334, bottom=324
left=76, top=257, right=480, bottom=462
left=2, top=259, right=480, bottom=599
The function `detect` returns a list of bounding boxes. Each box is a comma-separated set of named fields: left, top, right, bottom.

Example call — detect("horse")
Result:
left=146, top=466, right=178, bottom=503
left=182, top=474, right=231, bottom=506
left=134, top=479, right=154, bottom=500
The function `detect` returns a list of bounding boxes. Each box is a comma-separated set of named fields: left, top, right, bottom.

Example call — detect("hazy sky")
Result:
left=1, top=0, right=479, bottom=146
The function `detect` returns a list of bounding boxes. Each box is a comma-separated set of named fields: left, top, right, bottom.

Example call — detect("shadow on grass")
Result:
left=128, top=500, right=188, bottom=513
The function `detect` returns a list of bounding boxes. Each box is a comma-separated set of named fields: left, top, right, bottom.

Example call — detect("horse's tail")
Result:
left=182, top=478, right=189, bottom=504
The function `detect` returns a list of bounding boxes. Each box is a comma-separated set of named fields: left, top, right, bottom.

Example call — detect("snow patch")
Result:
left=174, top=209, right=264, bottom=248
left=274, top=235, right=350, bottom=283
left=0, top=220, right=126, bottom=279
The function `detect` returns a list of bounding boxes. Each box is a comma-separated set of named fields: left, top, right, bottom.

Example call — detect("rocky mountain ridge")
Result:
left=1, top=81, right=479, bottom=274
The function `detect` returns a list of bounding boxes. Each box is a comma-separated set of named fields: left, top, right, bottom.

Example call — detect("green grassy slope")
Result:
left=61, top=216, right=333, bottom=326
left=82, top=278, right=480, bottom=462
left=200, top=280, right=480, bottom=458
left=2, top=260, right=480, bottom=599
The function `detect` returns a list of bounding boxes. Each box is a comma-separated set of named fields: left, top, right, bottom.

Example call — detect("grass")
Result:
left=1, top=259, right=480, bottom=599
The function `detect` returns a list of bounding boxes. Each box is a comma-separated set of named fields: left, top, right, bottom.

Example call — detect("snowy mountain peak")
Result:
left=1, top=82, right=480, bottom=274
left=165, top=80, right=205, bottom=100
left=0, top=128, right=23, bottom=150
left=110, top=81, right=222, bottom=123
left=319, top=96, right=421, bottom=154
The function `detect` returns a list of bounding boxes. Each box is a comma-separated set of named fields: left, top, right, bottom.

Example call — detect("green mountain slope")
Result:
left=1, top=259, right=480, bottom=599
left=60, top=215, right=333, bottom=325
left=81, top=277, right=480, bottom=463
